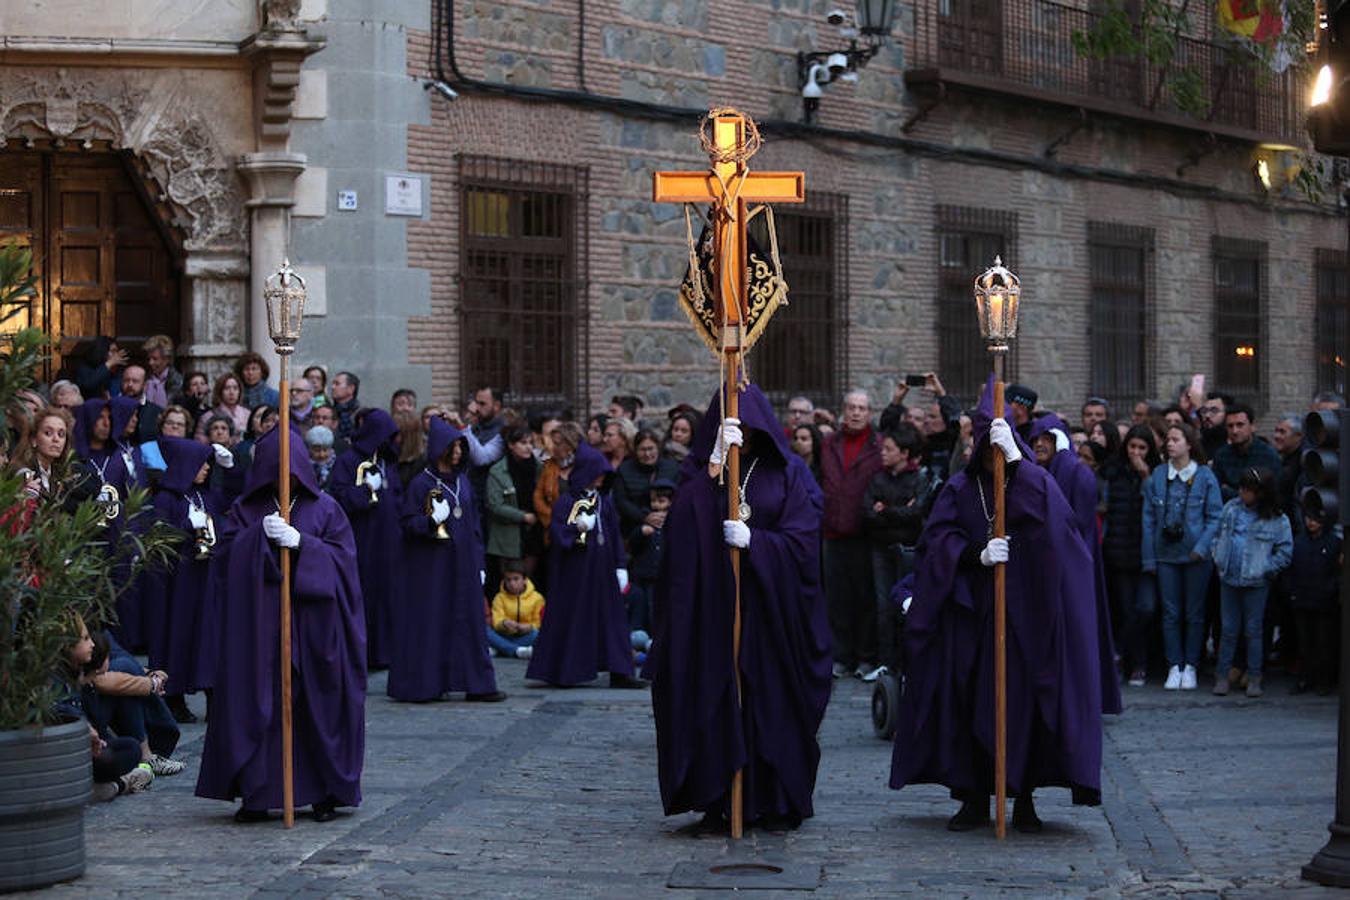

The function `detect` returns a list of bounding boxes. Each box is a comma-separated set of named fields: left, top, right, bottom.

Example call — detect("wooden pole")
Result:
left=992, top=355, right=1008, bottom=841
left=278, top=357, right=295, bottom=830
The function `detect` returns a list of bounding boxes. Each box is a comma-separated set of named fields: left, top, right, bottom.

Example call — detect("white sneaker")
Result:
left=120, top=765, right=154, bottom=794
left=861, top=665, right=889, bottom=683
left=149, top=755, right=185, bottom=776
left=90, top=781, right=119, bottom=803
left=515, top=646, right=532, bottom=660
left=1163, top=665, right=1182, bottom=690
left=1180, top=665, right=1197, bottom=690
left=853, top=663, right=874, bottom=680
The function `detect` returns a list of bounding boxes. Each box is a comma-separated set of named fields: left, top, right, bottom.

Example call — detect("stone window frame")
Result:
left=1087, top=221, right=1155, bottom=415
left=1314, top=247, right=1348, bottom=399
left=748, top=191, right=850, bottom=412
left=456, top=154, right=590, bottom=412
left=935, top=204, right=1019, bottom=405
left=1211, top=235, right=1267, bottom=408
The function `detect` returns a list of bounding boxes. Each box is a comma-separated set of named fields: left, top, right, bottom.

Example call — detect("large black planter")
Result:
left=0, top=717, right=91, bottom=893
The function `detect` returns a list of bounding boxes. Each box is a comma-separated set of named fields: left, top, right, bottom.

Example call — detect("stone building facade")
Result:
left=0, top=0, right=1343, bottom=421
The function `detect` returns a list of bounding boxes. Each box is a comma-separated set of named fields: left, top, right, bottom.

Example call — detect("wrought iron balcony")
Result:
left=906, top=0, right=1306, bottom=146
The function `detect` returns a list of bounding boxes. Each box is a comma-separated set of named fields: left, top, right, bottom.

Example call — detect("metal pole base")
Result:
left=1304, top=822, right=1350, bottom=887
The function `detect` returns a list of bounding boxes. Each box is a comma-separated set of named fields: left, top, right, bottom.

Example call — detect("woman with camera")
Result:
left=1141, top=422, right=1222, bottom=691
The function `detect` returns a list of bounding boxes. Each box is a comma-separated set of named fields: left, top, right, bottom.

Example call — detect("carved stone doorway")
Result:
left=0, top=149, right=182, bottom=376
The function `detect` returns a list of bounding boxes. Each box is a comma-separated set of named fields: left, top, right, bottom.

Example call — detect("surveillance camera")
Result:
left=802, top=62, right=830, bottom=98
left=423, top=79, right=459, bottom=101
left=825, top=52, right=851, bottom=74
left=802, top=78, right=824, bottom=100
left=826, top=7, right=849, bottom=25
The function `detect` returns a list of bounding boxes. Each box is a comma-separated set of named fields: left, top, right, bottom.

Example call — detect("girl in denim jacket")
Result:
left=1210, top=467, right=1292, bottom=698
left=1141, top=422, right=1223, bottom=691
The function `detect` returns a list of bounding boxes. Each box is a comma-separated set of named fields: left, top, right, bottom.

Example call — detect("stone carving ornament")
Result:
left=0, top=68, right=247, bottom=253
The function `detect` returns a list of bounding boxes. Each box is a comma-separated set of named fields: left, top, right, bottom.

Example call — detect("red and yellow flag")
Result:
left=1217, top=0, right=1286, bottom=44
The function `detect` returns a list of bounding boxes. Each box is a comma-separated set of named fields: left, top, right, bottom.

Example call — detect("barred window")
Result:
left=936, top=205, right=1018, bottom=404
left=458, top=155, right=589, bottom=411
left=1212, top=236, right=1265, bottom=402
left=748, top=192, right=849, bottom=410
left=1316, top=248, right=1348, bottom=398
left=1088, top=223, right=1154, bottom=413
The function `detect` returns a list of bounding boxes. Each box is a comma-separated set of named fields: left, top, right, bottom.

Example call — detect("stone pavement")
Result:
left=27, top=661, right=1346, bottom=898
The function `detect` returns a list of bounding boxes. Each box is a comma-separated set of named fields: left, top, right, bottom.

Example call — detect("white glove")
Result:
left=263, top=513, right=301, bottom=549
left=187, top=506, right=207, bottom=529
left=988, top=418, right=1022, bottom=463
left=901, top=595, right=913, bottom=615
left=723, top=518, right=750, bottom=549
left=980, top=536, right=1010, bottom=567
left=1050, top=428, right=1070, bottom=453
left=709, top=417, right=743, bottom=466
left=480, top=570, right=486, bottom=586
left=430, top=497, right=451, bottom=524
left=616, top=568, right=629, bottom=592
left=365, top=471, right=383, bottom=493
left=211, top=443, right=234, bottom=469
left=574, top=512, right=596, bottom=533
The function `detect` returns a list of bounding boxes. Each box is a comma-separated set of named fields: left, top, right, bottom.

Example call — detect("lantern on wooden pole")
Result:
left=262, top=258, right=307, bottom=829
left=973, top=254, right=1020, bottom=840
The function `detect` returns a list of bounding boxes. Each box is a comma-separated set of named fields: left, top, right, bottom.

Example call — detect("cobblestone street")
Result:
left=32, top=661, right=1344, bottom=898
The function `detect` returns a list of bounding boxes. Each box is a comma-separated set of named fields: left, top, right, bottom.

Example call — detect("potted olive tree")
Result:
left=0, top=245, right=174, bottom=892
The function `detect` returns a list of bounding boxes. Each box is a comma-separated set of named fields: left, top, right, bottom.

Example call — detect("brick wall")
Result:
left=405, top=1, right=1344, bottom=424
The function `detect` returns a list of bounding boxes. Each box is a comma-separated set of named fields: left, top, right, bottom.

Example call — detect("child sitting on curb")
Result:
left=488, top=560, right=545, bottom=659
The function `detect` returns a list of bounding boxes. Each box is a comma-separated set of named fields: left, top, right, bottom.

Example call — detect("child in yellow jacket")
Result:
left=487, top=560, right=545, bottom=659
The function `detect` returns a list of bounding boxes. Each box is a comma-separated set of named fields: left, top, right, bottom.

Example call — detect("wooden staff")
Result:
left=277, top=359, right=295, bottom=830
left=992, top=358, right=1008, bottom=841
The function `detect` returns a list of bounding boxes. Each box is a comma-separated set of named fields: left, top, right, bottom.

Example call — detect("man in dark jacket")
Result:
left=1212, top=402, right=1281, bottom=502
left=820, top=389, right=884, bottom=678
left=862, top=422, right=937, bottom=677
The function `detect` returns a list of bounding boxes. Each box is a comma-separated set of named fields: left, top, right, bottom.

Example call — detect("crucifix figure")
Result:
left=651, top=109, right=806, bottom=840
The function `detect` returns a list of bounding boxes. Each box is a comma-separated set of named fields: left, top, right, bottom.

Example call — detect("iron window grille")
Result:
left=1211, top=236, right=1266, bottom=406
left=936, top=205, right=1019, bottom=405
left=747, top=191, right=850, bottom=412
left=1315, top=248, right=1348, bottom=399
left=457, top=154, right=589, bottom=412
left=1088, top=222, right=1155, bottom=414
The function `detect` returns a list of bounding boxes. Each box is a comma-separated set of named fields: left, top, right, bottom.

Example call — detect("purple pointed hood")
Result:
left=682, top=383, right=791, bottom=481
left=568, top=442, right=613, bottom=492
left=351, top=408, right=399, bottom=457
left=425, top=417, right=467, bottom=468
left=72, top=399, right=110, bottom=458
left=158, top=436, right=214, bottom=495
left=109, top=395, right=140, bottom=445
left=967, top=374, right=1033, bottom=473
left=1027, top=413, right=1070, bottom=443
left=241, top=424, right=321, bottom=500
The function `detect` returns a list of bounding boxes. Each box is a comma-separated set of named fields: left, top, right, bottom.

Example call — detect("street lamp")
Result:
left=798, top=1, right=901, bottom=123
left=261, top=258, right=307, bottom=829
left=973, top=254, right=1020, bottom=840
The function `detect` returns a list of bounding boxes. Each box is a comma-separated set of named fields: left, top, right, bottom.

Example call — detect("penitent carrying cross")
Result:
left=651, top=108, right=804, bottom=839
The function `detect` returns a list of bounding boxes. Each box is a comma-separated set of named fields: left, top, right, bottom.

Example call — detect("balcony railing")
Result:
left=907, top=0, right=1305, bottom=146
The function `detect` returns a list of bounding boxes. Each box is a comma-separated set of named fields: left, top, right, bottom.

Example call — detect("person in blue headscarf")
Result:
left=890, top=377, right=1106, bottom=834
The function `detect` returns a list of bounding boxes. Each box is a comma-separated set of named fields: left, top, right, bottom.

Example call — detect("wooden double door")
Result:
left=0, top=151, right=180, bottom=374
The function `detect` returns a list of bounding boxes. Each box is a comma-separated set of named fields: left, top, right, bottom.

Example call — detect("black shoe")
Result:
left=166, top=695, right=197, bottom=724
left=234, top=807, right=271, bottom=824
left=756, top=812, right=803, bottom=834
left=311, top=799, right=339, bottom=823
left=609, top=673, right=649, bottom=689
left=1290, top=680, right=1311, bottom=695
left=947, top=799, right=991, bottom=832
left=465, top=690, right=508, bottom=702
left=1012, top=796, right=1043, bottom=834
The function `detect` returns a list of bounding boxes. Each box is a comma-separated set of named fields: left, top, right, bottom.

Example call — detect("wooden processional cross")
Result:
left=652, top=109, right=804, bottom=839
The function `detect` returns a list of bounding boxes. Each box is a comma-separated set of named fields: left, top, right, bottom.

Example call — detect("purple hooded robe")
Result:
left=649, top=384, right=832, bottom=825
left=388, top=418, right=499, bottom=701
left=890, top=380, right=1106, bottom=805
left=526, top=442, right=635, bottom=685
left=144, top=437, right=225, bottom=695
left=329, top=409, right=404, bottom=669
left=1027, top=415, right=1122, bottom=716
left=195, top=427, right=366, bottom=813
left=74, top=399, right=141, bottom=647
